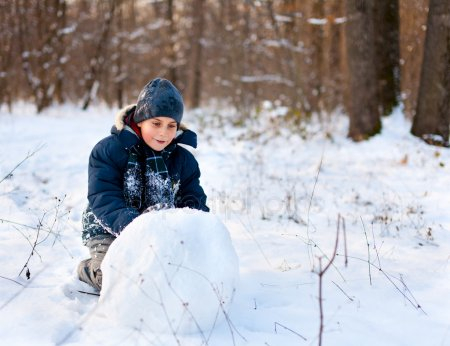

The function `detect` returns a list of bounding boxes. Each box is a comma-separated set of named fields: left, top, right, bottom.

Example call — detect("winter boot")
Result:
left=77, top=258, right=101, bottom=291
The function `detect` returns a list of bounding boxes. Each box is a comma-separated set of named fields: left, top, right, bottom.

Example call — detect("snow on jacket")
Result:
left=81, top=106, right=209, bottom=244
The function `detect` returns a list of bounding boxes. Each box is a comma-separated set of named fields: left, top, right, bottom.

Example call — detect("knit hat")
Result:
left=134, top=78, right=184, bottom=124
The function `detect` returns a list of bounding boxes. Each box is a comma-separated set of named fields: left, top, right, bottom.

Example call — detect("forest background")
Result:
left=0, top=0, right=449, bottom=144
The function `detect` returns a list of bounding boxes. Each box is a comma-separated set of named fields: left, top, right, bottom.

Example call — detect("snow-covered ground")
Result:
left=0, top=103, right=449, bottom=346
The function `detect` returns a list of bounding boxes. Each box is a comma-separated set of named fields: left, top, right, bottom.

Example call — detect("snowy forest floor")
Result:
left=0, top=103, right=449, bottom=346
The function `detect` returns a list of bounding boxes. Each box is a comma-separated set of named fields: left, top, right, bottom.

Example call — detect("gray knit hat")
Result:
left=134, top=78, right=184, bottom=124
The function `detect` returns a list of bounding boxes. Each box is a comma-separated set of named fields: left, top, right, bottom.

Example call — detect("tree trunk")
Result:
left=322, top=0, right=345, bottom=114
left=115, top=2, right=124, bottom=108
left=16, top=0, right=67, bottom=112
left=166, top=0, right=177, bottom=84
left=399, top=0, right=429, bottom=119
left=345, top=0, right=381, bottom=140
left=310, top=0, right=325, bottom=116
left=411, top=0, right=450, bottom=146
left=187, top=0, right=205, bottom=108
left=82, top=0, right=117, bottom=110
left=54, top=0, right=67, bottom=104
left=373, top=0, right=400, bottom=116
left=0, top=1, right=14, bottom=109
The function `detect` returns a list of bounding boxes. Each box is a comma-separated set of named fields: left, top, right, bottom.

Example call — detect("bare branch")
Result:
left=335, top=253, right=426, bottom=314
left=0, top=144, right=45, bottom=185
left=331, top=281, right=354, bottom=302
left=371, top=221, right=381, bottom=268
left=0, top=275, right=24, bottom=287
left=317, top=214, right=342, bottom=346
left=18, top=214, right=43, bottom=278
left=274, top=321, right=307, bottom=341
left=306, top=153, right=324, bottom=270
left=360, top=216, right=372, bottom=285
left=342, top=217, right=348, bottom=267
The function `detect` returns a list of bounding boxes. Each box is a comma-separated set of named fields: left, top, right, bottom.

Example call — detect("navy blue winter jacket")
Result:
left=81, top=111, right=209, bottom=243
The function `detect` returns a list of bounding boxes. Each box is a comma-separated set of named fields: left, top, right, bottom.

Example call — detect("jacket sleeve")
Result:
left=87, top=137, right=140, bottom=235
left=176, top=151, right=209, bottom=212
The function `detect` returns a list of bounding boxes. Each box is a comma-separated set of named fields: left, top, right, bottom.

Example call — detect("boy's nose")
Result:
left=158, top=129, right=167, bottom=137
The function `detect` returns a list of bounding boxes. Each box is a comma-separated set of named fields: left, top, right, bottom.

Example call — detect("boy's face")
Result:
left=137, top=116, right=177, bottom=151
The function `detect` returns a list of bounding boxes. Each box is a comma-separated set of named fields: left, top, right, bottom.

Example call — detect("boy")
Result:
left=78, top=78, right=209, bottom=291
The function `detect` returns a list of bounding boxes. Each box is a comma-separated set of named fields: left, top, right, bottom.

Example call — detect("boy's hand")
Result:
left=142, top=203, right=171, bottom=214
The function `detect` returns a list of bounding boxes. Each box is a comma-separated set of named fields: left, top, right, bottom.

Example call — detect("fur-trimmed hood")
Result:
left=113, top=104, right=198, bottom=149
left=115, top=104, right=137, bottom=131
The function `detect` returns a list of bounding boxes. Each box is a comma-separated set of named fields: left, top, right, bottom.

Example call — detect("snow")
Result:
left=240, top=75, right=295, bottom=86
left=0, top=103, right=449, bottom=346
left=96, top=209, right=239, bottom=335
left=307, top=18, right=328, bottom=25
left=307, top=17, right=347, bottom=25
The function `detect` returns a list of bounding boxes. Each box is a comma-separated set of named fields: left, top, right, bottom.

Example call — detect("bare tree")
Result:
left=281, top=0, right=311, bottom=113
left=113, top=2, right=124, bottom=108
left=186, top=0, right=205, bottom=108
left=165, top=0, right=178, bottom=84
left=411, top=0, right=450, bottom=146
left=15, top=0, right=68, bottom=112
left=204, top=0, right=244, bottom=106
left=0, top=1, right=15, bottom=110
left=81, top=0, right=117, bottom=110
left=344, top=0, right=381, bottom=140
left=373, top=0, right=400, bottom=116
left=322, top=0, right=346, bottom=114
left=399, top=0, right=429, bottom=119
left=309, top=0, right=325, bottom=115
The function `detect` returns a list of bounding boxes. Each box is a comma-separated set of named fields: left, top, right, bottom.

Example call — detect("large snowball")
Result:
left=97, top=208, right=239, bottom=335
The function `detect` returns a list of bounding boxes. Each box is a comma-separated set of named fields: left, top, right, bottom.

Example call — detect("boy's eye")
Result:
left=168, top=124, right=177, bottom=129
left=151, top=122, right=161, bottom=127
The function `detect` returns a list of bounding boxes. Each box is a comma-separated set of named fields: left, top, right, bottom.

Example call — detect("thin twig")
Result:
left=0, top=275, right=25, bottom=287
left=306, top=153, right=324, bottom=270
left=167, top=261, right=247, bottom=344
left=317, top=214, right=341, bottom=346
left=360, top=216, right=372, bottom=285
left=274, top=322, right=307, bottom=341
left=239, top=216, right=272, bottom=268
left=0, top=144, right=45, bottom=184
left=321, top=216, right=340, bottom=275
left=335, top=253, right=426, bottom=314
left=342, top=217, right=348, bottom=267
left=77, top=290, right=100, bottom=297
left=18, top=214, right=44, bottom=278
left=331, top=281, right=354, bottom=302
left=318, top=258, right=325, bottom=346
left=308, top=239, right=346, bottom=282
left=1, top=204, right=74, bottom=259
left=399, top=274, right=423, bottom=311
left=0, top=218, right=37, bottom=230
left=13, top=225, right=43, bottom=261
left=371, top=221, right=381, bottom=268
left=39, top=197, right=65, bottom=244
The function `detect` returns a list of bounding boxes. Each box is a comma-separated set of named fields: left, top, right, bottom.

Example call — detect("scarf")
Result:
left=123, top=143, right=178, bottom=212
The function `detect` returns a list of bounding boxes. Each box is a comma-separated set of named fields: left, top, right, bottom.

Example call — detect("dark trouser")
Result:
left=77, top=235, right=115, bottom=291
